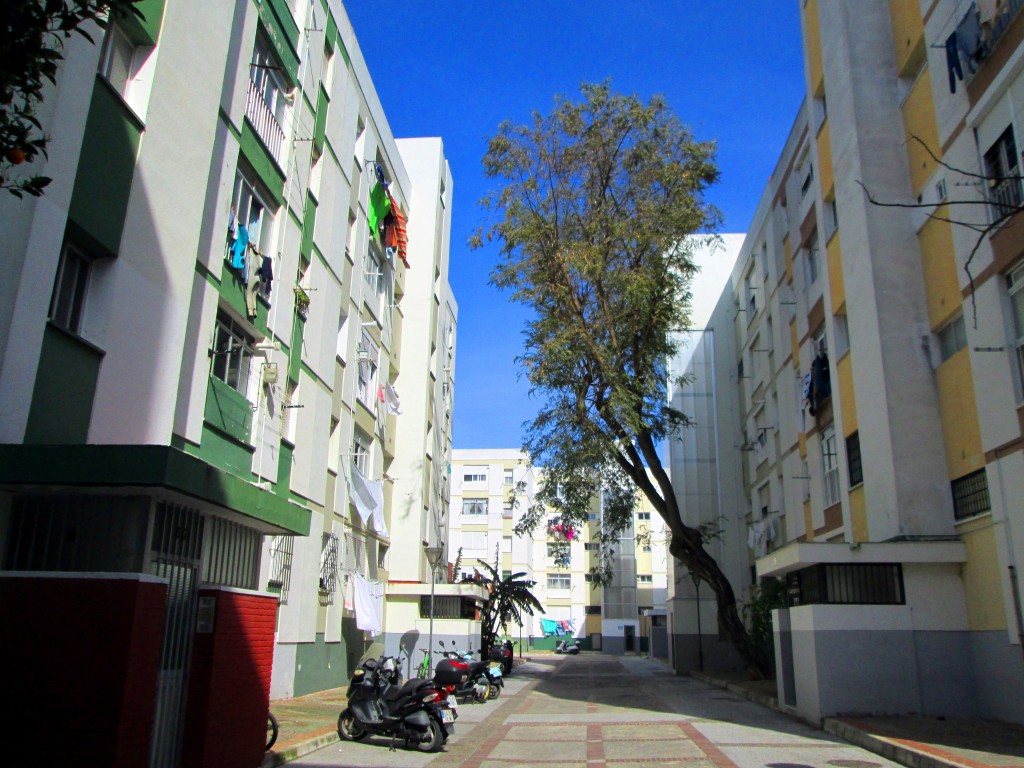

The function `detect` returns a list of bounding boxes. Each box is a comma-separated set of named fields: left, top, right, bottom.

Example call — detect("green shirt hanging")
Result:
left=367, top=181, right=391, bottom=238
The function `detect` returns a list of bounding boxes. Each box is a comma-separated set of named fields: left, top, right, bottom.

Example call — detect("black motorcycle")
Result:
left=438, top=641, right=503, bottom=701
left=488, top=639, right=515, bottom=674
left=337, top=655, right=456, bottom=752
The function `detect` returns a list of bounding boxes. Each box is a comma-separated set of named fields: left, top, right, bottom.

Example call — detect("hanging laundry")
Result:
left=384, top=190, right=410, bottom=268
left=956, top=2, right=983, bottom=74
left=353, top=573, right=383, bottom=634
left=367, top=180, right=391, bottom=238
left=376, top=384, right=386, bottom=404
left=385, top=383, right=403, bottom=415
left=245, top=268, right=260, bottom=319
left=230, top=225, right=249, bottom=273
left=228, top=206, right=237, bottom=238
left=374, top=163, right=387, bottom=188
left=258, top=254, right=274, bottom=299
left=810, top=351, right=830, bottom=414
left=350, top=465, right=388, bottom=538
left=541, top=618, right=559, bottom=637
left=343, top=574, right=354, bottom=611
left=945, top=32, right=963, bottom=93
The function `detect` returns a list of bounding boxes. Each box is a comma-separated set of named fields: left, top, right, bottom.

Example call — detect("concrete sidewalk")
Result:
left=693, top=670, right=1024, bottom=768
left=262, top=659, right=1024, bottom=768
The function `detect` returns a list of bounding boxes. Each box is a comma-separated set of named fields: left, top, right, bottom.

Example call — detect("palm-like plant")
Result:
left=471, top=557, right=545, bottom=655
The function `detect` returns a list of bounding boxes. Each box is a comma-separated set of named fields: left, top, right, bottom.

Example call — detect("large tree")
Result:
left=1, top=0, right=142, bottom=197
left=473, top=81, right=771, bottom=678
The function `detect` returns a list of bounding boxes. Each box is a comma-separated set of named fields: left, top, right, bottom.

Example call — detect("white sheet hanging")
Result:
left=349, top=465, right=389, bottom=538
left=353, top=573, right=383, bottom=634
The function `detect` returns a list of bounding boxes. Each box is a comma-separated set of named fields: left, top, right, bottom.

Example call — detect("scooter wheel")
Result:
left=488, top=682, right=501, bottom=700
left=337, top=709, right=368, bottom=741
left=416, top=718, right=445, bottom=752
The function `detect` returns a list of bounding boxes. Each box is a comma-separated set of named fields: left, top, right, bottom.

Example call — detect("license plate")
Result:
left=440, top=707, right=455, bottom=723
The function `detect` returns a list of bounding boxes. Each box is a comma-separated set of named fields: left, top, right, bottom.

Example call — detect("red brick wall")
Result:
left=0, top=574, right=166, bottom=767
left=181, top=588, right=277, bottom=768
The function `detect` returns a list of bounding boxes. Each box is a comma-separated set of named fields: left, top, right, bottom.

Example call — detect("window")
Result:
left=463, top=469, right=487, bottom=483
left=211, top=311, right=255, bottom=398
left=786, top=563, right=904, bottom=606
left=821, top=424, right=841, bottom=507
left=230, top=168, right=276, bottom=260
left=637, top=575, right=653, bottom=584
left=502, top=502, right=514, bottom=518
left=351, top=428, right=371, bottom=475
left=983, top=126, right=1022, bottom=221
left=547, top=573, right=571, bottom=590
left=504, top=468, right=514, bottom=486
left=642, top=545, right=652, bottom=552
left=547, top=543, right=569, bottom=559
left=745, top=269, right=757, bottom=315
left=461, top=499, right=487, bottom=516
left=364, top=241, right=385, bottom=297
left=804, top=233, right=820, bottom=287
left=584, top=543, right=599, bottom=551
left=846, top=431, right=863, bottom=487
left=1010, top=262, right=1024, bottom=391
left=461, top=531, right=487, bottom=551
left=356, top=330, right=379, bottom=407
left=247, top=34, right=289, bottom=163
left=637, top=512, right=651, bottom=521
left=800, top=164, right=814, bottom=199
left=951, top=469, right=991, bottom=521
left=585, top=605, right=601, bottom=615
left=588, top=512, right=598, bottom=521
left=825, top=199, right=839, bottom=240
left=502, top=570, right=512, bottom=581
left=938, top=315, right=967, bottom=363
left=49, top=242, right=92, bottom=335
left=99, top=23, right=137, bottom=99
left=834, top=313, right=850, bottom=359
left=502, top=536, right=512, bottom=553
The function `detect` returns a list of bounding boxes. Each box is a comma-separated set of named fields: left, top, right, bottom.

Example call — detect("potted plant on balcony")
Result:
left=294, top=286, right=309, bottom=318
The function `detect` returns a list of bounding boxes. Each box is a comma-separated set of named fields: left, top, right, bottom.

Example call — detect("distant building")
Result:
left=448, top=450, right=668, bottom=655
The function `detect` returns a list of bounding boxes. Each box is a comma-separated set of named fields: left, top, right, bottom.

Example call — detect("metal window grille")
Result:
left=320, top=532, right=339, bottom=597
left=202, top=516, right=260, bottom=589
left=951, top=469, right=991, bottom=521
left=786, top=563, right=904, bottom=606
left=846, top=431, right=863, bottom=487
left=419, top=595, right=463, bottom=619
left=267, top=535, right=294, bottom=603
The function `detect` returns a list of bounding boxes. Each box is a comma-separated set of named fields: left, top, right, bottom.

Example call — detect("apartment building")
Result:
left=0, top=1, right=460, bottom=765
left=448, top=450, right=669, bottom=654
left=668, top=0, right=1024, bottom=726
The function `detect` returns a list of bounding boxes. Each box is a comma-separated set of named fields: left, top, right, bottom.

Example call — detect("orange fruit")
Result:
left=5, top=147, right=26, bottom=165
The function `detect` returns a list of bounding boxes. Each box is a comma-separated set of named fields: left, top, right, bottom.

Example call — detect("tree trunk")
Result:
left=668, top=535, right=772, bottom=680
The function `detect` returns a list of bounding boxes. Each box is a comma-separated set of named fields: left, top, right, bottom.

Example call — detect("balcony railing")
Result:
left=988, top=176, right=1024, bottom=222
left=245, top=79, right=285, bottom=166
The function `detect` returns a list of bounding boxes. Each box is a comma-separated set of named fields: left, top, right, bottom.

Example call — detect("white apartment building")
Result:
left=0, top=0, right=465, bottom=762
left=449, top=450, right=669, bottom=655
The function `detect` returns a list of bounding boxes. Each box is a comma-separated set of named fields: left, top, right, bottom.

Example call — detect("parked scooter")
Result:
left=488, top=639, right=515, bottom=674
left=337, top=655, right=457, bottom=752
left=437, top=642, right=497, bottom=702
left=439, top=641, right=504, bottom=699
left=554, top=638, right=580, bottom=655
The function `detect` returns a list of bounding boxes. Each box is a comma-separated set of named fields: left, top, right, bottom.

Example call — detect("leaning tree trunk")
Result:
left=668, top=533, right=772, bottom=680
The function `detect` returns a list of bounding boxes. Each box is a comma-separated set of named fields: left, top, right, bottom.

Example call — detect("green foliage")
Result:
left=473, top=557, right=544, bottom=654
left=741, top=578, right=788, bottom=650
left=1, top=1, right=143, bottom=197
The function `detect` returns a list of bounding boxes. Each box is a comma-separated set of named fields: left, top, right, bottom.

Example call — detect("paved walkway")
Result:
left=263, top=654, right=1024, bottom=768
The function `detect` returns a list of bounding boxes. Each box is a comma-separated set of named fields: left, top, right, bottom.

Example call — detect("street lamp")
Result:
left=424, top=542, right=445, bottom=675
left=689, top=570, right=704, bottom=672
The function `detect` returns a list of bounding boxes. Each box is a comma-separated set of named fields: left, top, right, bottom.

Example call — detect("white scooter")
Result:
left=554, top=638, right=580, bottom=655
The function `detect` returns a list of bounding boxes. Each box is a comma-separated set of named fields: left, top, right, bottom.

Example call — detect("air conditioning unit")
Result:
left=262, top=363, right=279, bottom=384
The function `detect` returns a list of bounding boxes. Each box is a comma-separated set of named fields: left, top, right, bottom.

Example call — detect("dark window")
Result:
left=584, top=605, right=601, bottom=615
left=983, top=126, right=1022, bottom=220
left=846, top=432, right=863, bottom=487
left=49, top=243, right=93, bottom=334
left=211, top=310, right=254, bottom=397
left=951, top=469, right=991, bottom=521
left=786, top=563, right=904, bottom=606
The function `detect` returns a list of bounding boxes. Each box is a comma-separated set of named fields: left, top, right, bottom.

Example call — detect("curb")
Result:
left=261, top=729, right=340, bottom=768
left=823, top=719, right=963, bottom=768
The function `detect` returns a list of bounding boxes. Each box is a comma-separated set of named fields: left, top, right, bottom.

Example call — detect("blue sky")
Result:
left=345, top=2, right=807, bottom=450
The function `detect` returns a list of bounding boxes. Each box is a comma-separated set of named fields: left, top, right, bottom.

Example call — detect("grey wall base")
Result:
left=670, top=632, right=746, bottom=674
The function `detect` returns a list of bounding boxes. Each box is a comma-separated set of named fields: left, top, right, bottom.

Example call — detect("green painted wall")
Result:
left=24, top=325, right=103, bottom=444
left=240, top=123, right=286, bottom=201
left=69, top=80, right=143, bottom=255
left=199, top=378, right=256, bottom=477
left=255, top=0, right=300, bottom=81
left=293, top=633, right=350, bottom=697
left=121, top=0, right=166, bottom=44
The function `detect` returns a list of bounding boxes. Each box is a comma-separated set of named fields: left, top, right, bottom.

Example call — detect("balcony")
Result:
left=245, top=78, right=285, bottom=167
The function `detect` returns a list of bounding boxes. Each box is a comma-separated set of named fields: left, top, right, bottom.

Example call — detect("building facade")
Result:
left=668, top=0, right=1024, bottom=726
left=448, top=450, right=669, bottom=655
left=0, top=1, right=461, bottom=765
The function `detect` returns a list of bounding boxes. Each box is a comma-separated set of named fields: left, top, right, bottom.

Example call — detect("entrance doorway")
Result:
left=624, top=625, right=635, bottom=652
